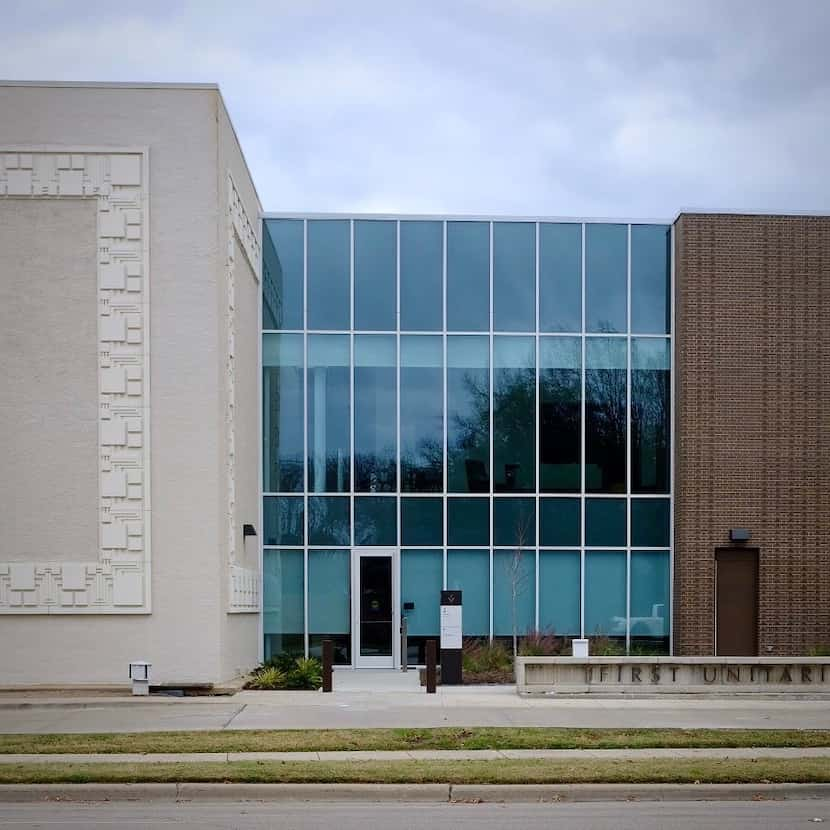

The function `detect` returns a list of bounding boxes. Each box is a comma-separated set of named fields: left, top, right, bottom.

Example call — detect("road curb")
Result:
left=2, top=782, right=830, bottom=803
left=0, top=783, right=178, bottom=802
left=178, top=783, right=450, bottom=802
left=450, top=782, right=830, bottom=803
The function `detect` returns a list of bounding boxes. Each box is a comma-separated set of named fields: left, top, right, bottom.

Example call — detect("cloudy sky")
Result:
left=2, top=0, right=829, bottom=217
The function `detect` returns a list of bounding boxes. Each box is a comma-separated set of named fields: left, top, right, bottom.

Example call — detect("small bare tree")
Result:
left=504, top=507, right=533, bottom=658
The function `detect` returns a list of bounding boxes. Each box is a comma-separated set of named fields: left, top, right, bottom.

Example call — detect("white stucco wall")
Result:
left=0, top=199, right=99, bottom=563
left=0, top=83, right=260, bottom=686
left=217, top=95, right=262, bottom=679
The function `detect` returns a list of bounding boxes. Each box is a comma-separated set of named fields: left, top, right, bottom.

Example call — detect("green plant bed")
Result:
left=244, top=655, right=322, bottom=690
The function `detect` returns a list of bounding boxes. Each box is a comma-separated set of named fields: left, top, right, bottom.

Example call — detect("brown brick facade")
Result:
left=674, top=213, right=830, bottom=655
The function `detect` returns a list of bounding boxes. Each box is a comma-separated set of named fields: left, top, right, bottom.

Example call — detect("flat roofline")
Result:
left=263, top=211, right=674, bottom=224
left=0, top=79, right=263, bottom=211
left=0, top=80, right=219, bottom=90
left=674, top=207, right=830, bottom=222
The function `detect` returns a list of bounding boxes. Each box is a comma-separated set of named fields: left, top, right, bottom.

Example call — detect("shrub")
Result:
left=245, top=666, right=286, bottom=690
left=290, top=657, right=323, bottom=690
left=807, top=644, right=830, bottom=657
left=518, top=629, right=566, bottom=657
left=462, top=639, right=513, bottom=674
left=589, top=635, right=626, bottom=656
left=245, top=654, right=322, bottom=690
left=629, top=641, right=668, bottom=657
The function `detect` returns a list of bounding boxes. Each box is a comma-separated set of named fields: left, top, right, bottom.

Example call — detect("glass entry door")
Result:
left=353, top=548, right=397, bottom=668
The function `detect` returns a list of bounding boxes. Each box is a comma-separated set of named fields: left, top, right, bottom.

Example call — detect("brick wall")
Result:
left=674, top=213, right=830, bottom=655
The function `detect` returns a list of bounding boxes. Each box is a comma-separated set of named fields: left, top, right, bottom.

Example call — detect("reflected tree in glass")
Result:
left=400, top=336, right=443, bottom=492
left=540, top=337, right=580, bottom=492
left=307, top=335, right=350, bottom=492
left=354, top=335, right=397, bottom=492
left=632, top=338, right=670, bottom=493
left=447, top=336, right=490, bottom=492
left=493, top=337, right=535, bottom=493
left=586, top=337, right=626, bottom=493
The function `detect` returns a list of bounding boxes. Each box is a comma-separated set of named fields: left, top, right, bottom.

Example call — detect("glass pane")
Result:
left=539, top=551, right=580, bottom=635
left=308, top=219, right=350, bottom=330
left=632, top=338, right=670, bottom=493
left=262, top=219, right=303, bottom=330
left=354, top=496, right=397, bottom=546
left=630, top=551, right=670, bottom=645
left=359, top=556, right=393, bottom=656
left=401, top=497, right=443, bottom=546
left=540, top=223, right=581, bottom=332
left=308, top=335, right=350, bottom=492
left=447, top=497, right=489, bottom=546
left=355, top=220, right=396, bottom=330
left=447, top=221, right=489, bottom=331
left=447, top=336, right=490, bottom=492
left=493, top=549, right=535, bottom=637
left=493, top=497, right=536, bottom=546
left=263, top=334, right=304, bottom=492
left=631, top=224, right=670, bottom=334
left=586, top=224, right=627, bottom=333
left=539, top=498, right=580, bottom=546
left=401, top=221, right=442, bottom=331
left=308, top=496, right=350, bottom=546
left=263, top=496, right=303, bottom=546
left=494, top=336, right=535, bottom=492
left=354, top=335, right=397, bottom=491
left=493, top=222, right=535, bottom=332
left=263, top=549, right=304, bottom=647
left=540, top=337, right=581, bottom=492
left=584, top=550, right=626, bottom=639
left=308, top=549, right=350, bottom=634
left=586, top=337, right=626, bottom=493
left=400, top=336, right=443, bottom=491
left=585, top=498, right=626, bottom=546
left=631, top=498, right=670, bottom=547
left=447, top=550, right=489, bottom=636
left=401, top=549, right=443, bottom=636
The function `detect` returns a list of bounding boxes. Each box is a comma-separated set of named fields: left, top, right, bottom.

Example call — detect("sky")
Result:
left=2, top=0, right=829, bottom=218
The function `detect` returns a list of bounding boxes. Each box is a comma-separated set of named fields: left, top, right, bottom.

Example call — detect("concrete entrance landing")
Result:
left=332, top=669, right=421, bottom=693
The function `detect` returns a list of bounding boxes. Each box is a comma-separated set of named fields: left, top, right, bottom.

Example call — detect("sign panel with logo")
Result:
left=440, top=590, right=462, bottom=684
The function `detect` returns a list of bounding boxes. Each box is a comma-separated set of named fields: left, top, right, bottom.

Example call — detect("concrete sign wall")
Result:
left=516, top=656, right=830, bottom=695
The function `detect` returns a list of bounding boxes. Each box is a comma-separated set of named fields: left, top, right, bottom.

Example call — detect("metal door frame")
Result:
left=352, top=547, right=399, bottom=668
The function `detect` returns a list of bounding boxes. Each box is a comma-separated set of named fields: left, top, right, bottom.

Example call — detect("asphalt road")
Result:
left=0, top=801, right=828, bottom=829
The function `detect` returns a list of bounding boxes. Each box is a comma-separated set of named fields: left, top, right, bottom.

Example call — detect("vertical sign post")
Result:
left=440, top=590, right=462, bottom=685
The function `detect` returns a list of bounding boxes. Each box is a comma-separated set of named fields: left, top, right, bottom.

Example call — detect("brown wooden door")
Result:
left=715, top=548, right=759, bottom=656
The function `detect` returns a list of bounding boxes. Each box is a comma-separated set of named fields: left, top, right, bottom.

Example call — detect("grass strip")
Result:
left=2, top=728, right=829, bottom=756
left=1, top=758, right=829, bottom=785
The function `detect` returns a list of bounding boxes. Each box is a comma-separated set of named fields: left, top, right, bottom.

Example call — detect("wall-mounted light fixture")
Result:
left=729, top=528, right=751, bottom=543
left=243, top=524, right=257, bottom=538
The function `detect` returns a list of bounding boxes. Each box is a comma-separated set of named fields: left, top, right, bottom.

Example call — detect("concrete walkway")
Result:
left=2, top=673, right=830, bottom=733
left=2, top=746, right=830, bottom=765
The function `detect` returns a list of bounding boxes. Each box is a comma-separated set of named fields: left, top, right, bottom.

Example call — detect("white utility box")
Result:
left=128, top=661, right=151, bottom=696
left=572, top=639, right=589, bottom=658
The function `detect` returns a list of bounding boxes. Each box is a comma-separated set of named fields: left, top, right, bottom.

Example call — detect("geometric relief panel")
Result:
left=226, top=172, right=261, bottom=613
left=0, top=148, right=151, bottom=613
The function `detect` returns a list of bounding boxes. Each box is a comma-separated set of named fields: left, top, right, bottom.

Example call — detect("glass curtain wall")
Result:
left=262, top=217, right=672, bottom=661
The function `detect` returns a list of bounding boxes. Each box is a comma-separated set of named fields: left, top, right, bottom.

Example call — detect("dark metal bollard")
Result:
left=322, top=639, right=333, bottom=693
left=425, top=639, right=437, bottom=694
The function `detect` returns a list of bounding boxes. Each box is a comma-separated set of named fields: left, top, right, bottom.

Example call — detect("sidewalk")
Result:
left=2, top=672, right=830, bottom=733
left=2, top=746, right=830, bottom=765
